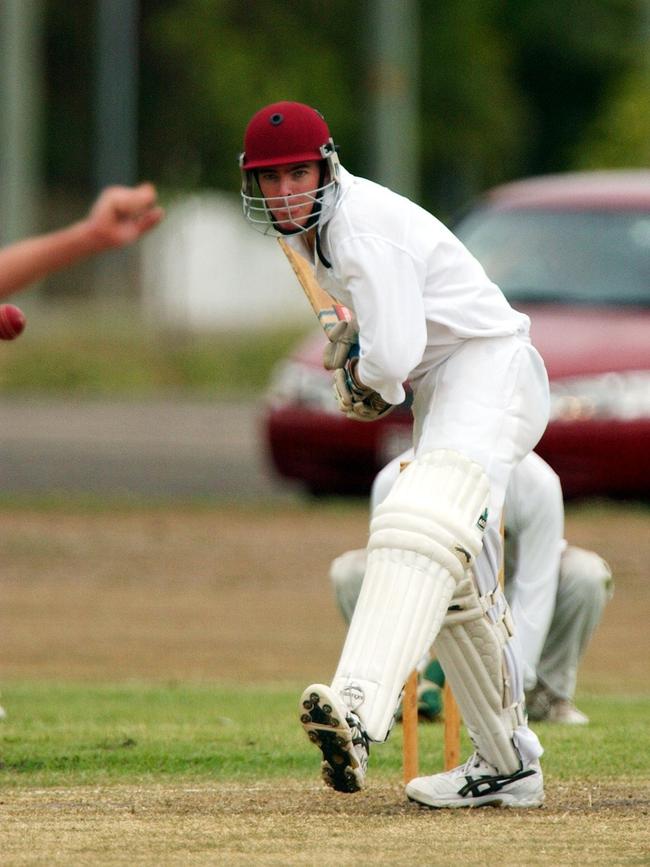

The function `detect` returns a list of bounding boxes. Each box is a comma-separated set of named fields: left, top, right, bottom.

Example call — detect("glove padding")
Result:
left=333, top=358, right=395, bottom=422
left=323, top=318, right=359, bottom=370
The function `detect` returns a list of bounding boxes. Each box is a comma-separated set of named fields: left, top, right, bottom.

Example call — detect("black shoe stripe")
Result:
left=458, top=767, right=536, bottom=798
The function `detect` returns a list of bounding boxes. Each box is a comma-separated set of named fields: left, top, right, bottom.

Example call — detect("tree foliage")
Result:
left=576, top=69, right=650, bottom=168
left=495, top=0, right=643, bottom=172
left=139, top=0, right=366, bottom=194
left=42, top=0, right=647, bottom=213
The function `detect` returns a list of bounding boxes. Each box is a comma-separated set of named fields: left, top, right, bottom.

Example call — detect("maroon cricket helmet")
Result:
left=241, top=101, right=334, bottom=170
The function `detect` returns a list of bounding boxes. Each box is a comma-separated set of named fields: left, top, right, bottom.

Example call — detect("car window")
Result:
left=455, top=208, right=650, bottom=306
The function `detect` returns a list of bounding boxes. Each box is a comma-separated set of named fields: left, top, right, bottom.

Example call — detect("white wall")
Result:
left=140, top=191, right=314, bottom=330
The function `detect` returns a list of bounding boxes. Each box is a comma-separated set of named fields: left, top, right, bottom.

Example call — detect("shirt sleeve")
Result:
left=335, top=235, right=427, bottom=405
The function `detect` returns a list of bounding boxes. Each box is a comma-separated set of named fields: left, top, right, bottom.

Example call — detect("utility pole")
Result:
left=95, top=0, right=139, bottom=190
left=367, top=0, right=420, bottom=201
left=93, top=0, right=140, bottom=298
left=0, top=0, right=43, bottom=245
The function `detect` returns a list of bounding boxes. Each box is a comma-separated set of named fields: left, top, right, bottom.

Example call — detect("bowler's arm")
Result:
left=0, top=183, right=163, bottom=299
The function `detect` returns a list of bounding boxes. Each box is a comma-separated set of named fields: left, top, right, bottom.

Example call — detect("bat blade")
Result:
left=277, top=237, right=352, bottom=335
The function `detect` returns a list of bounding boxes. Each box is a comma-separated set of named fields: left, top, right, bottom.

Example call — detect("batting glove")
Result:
left=333, top=358, right=395, bottom=422
left=323, top=318, right=359, bottom=370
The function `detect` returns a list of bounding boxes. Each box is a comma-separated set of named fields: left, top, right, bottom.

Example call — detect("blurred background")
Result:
left=1, top=0, right=649, bottom=497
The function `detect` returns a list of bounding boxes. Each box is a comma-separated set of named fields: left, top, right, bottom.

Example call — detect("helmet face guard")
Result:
left=239, top=102, right=341, bottom=236
left=240, top=142, right=340, bottom=236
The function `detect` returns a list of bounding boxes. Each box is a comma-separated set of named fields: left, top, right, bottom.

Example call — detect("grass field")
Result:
left=3, top=683, right=647, bottom=786
left=1, top=498, right=649, bottom=864
left=0, top=308, right=308, bottom=397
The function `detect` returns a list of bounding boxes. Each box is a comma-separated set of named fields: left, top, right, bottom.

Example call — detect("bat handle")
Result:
left=332, top=303, right=358, bottom=361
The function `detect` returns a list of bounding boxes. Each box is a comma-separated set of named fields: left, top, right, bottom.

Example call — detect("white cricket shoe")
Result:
left=527, top=684, right=589, bottom=725
left=406, top=752, right=544, bottom=809
left=299, top=683, right=369, bottom=793
left=547, top=699, right=589, bottom=725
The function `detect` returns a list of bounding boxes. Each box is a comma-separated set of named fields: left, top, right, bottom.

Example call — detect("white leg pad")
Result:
left=331, top=449, right=490, bottom=742
left=329, top=548, right=367, bottom=624
left=433, top=575, right=534, bottom=773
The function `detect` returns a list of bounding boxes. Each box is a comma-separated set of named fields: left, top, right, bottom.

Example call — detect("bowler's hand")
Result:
left=86, top=183, right=165, bottom=252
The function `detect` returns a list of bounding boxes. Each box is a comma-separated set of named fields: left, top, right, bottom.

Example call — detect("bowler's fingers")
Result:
left=90, top=183, right=164, bottom=248
left=130, top=202, right=165, bottom=235
left=105, top=182, right=161, bottom=222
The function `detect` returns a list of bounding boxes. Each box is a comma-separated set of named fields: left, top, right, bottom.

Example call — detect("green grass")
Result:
left=0, top=309, right=309, bottom=397
left=1, top=682, right=648, bottom=788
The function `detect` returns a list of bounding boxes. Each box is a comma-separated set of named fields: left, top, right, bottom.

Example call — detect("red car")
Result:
left=263, top=170, right=650, bottom=499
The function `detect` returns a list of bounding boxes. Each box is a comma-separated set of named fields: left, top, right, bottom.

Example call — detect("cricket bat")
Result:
left=277, top=237, right=352, bottom=334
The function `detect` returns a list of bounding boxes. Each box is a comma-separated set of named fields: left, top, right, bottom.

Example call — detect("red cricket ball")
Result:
left=0, top=304, right=26, bottom=340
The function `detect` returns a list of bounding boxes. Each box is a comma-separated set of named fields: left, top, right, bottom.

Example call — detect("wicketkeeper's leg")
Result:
left=536, top=545, right=613, bottom=701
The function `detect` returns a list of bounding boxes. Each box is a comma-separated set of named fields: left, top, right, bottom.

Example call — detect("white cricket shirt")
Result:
left=289, top=166, right=530, bottom=405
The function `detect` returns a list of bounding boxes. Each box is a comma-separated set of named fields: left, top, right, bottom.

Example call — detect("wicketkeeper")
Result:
left=240, top=101, right=550, bottom=808
left=331, top=450, right=614, bottom=726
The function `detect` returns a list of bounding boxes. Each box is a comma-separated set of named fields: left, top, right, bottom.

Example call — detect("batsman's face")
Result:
left=257, top=161, right=321, bottom=231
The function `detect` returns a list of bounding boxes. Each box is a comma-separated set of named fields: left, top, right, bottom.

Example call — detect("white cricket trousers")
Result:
left=411, top=334, right=550, bottom=763
left=537, top=545, right=613, bottom=700
left=411, top=334, right=550, bottom=596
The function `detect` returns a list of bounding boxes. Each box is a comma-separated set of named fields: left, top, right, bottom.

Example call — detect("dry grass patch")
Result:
left=1, top=502, right=648, bottom=689
left=1, top=780, right=648, bottom=866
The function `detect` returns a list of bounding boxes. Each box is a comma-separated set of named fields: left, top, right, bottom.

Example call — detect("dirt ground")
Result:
left=0, top=779, right=648, bottom=866
left=1, top=501, right=649, bottom=864
left=0, top=501, right=648, bottom=691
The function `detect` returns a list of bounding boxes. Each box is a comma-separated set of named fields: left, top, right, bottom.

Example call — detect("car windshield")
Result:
left=454, top=208, right=650, bottom=306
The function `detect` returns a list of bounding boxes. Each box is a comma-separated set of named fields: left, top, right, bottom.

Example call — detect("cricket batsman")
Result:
left=240, top=101, right=550, bottom=808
